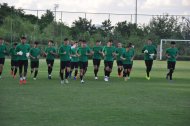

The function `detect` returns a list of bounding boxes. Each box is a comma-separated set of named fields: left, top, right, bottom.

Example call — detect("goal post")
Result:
left=159, top=39, right=190, bottom=60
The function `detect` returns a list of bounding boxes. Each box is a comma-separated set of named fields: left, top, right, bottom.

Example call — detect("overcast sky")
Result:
left=1, top=0, right=190, bottom=26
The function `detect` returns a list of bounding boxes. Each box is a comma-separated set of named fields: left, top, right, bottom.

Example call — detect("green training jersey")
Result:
left=103, top=46, right=116, bottom=61
left=71, top=47, right=79, bottom=62
left=59, top=45, right=71, bottom=61
left=129, top=47, right=135, bottom=57
left=115, top=47, right=125, bottom=61
left=0, top=44, right=7, bottom=58
left=30, top=47, right=41, bottom=61
left=45, top=47, right=56, bottom=60
left=142, top=44, right=157, bottom=60
left=9, top=47, right=18, bottom=61
left=166, top=48, right=178, bottom=62
left=122, top=50, right=133, bottom=64
left=77, top=46, right=91, bottom=62
left=15, top=43, right=30, bottom=60
left=92, top=46, right=103, bottom=60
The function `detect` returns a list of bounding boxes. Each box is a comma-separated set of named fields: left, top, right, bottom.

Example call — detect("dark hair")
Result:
left=82, top=40, right=86, bottom=43
left=126, top=45, right=131, bottom=48
left=34, top=41, right=39, bottom=45
left=75, top=41, right=78, bottom=44
left=171, top=41, right=176, bottom=45
left=21, top=36, right=26, bottom=39
left=49, top=40, right=54, bottom=43
left=0, top=37, right=3, bottom=40
left=96, top=40, right=100, bottom=43
left=13, top=42, right=18, bottom=46
left=64, top=38, right=68, bottom=41
left=148, top=38, right=152, bottom=41
left=108, top=39, right=113, bottom=43
left=79, top=39, right=82, bottom=42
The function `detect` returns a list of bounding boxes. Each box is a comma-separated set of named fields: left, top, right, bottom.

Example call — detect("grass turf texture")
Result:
left=0, top=59, right=190, bottom=126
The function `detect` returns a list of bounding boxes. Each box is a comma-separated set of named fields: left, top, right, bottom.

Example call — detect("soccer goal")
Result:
left=159, top=39, right=190, bottom=60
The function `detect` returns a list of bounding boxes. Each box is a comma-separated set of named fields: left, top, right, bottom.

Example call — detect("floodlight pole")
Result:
left=135, top=0, right=137, bottom=24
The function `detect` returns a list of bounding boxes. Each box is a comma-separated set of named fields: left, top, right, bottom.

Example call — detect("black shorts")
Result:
left=167, top=61, right=176, bottom=70
left=60, top=61, right=70, bottom=69
left=0, top=58, right=5, bottom=65
left=71, top=62, right=78, bottom=69
left=145, top=60, right=153, bottom=67
left=123, top=64, right=132, bottom=69
left=46, top=59, right=54, bottom=67
left=18, top=60, right=28, bottom=68
left=31, top=61, right=39, bottom=68
left=93, top=59, right=101, bottom=67
left=79, top=61, right=88, bottom=70
left=11, top=60, right=18, bottom=67
left=117, top=60, right=123, bottom=66
left=104, top=61, right=114, bottom=69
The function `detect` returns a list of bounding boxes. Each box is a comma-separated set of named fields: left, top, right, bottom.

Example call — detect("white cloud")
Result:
left=141, top=0, right=173, bottom=9
left=182, top=0, right=190, bottom=6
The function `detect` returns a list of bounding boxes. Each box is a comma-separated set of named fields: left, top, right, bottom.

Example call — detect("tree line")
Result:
left=0, top=3, right=190, bottom=56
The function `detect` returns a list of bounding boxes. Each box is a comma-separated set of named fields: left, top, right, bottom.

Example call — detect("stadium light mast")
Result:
left=54, top=4, right=59, bottom=22
left=135, top=0, right=137, bottom=24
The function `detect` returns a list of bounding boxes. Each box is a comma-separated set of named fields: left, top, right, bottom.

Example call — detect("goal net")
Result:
left=159, top=39, right=190, bottom=60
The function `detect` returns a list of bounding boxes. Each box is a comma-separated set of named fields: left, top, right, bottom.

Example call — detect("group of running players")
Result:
left=0, top=37, right=178, bottom=85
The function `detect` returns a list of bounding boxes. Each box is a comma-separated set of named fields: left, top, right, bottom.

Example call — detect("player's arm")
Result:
left=50, top=48, right=57, bottom=56
left=120, top=54, right=126, bottom=60
left=29, top=49, right=35, bottom=59
left=142, top=46, right=148, bottom=54
left=86, top=48, right=92, bottom=56
left=165, top=50, right=171, bottom=58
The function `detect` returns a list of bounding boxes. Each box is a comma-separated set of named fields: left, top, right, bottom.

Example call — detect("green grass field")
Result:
left=0, top=59, right=190, bottom=126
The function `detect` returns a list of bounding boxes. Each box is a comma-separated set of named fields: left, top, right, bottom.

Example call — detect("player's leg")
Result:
left=79, top=62, right=84, bottom=83
left=47, top=60, right=54, bottom=79
left=70, top=62, right=74, bottom=78
left=123, top=64, right=128, bottom=81
left=126, top=64, right=132, bottom=79
left=104, top=61, right=109, bottom=81
left=10, top=60, right=14, bottom=75
left=74, top=62, right=78, bottom=80
left=169, top=62, right=176, bottom=80
left=64, top=61, right=70, bottom=83
left=30, top=61, right=34, bottom=75
left=33, top=61, right=39, bottom=80
left=13, top=61, right=18, bottom=78
left=145, top=60, right=152, bottom=80
left=107, top=61, right=113, bottom=78
left=167, top=61, right=175, bottom=80
left=18, top=60, right=23, bottom=84
left=93, top=59, right=98, bottom=79
left=83, top=61, right=88, bottom=76
left=117, top=61, right=123, bottom=77
left=60, top=61, right=65, bottom=84
left=23, top=60, right=28, bottom=84
left=0, top=58, right=5, bottom=78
